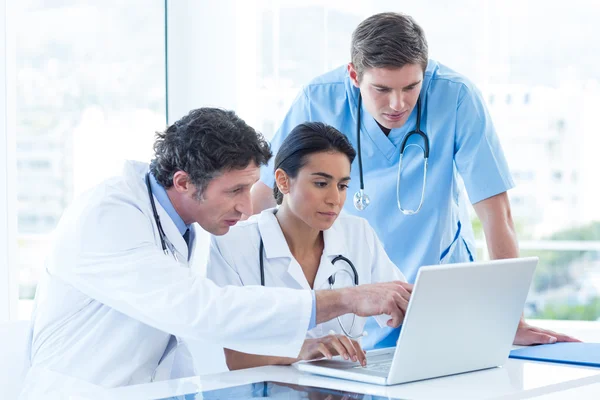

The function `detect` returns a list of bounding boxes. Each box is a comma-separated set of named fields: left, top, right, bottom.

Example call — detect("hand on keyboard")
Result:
left=297, top=333, right=367, bottom=367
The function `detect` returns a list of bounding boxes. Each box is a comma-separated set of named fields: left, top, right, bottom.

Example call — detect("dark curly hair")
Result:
left=150, top=108, right=271, bottom=198
left=274, top=122, right=356, bottom=205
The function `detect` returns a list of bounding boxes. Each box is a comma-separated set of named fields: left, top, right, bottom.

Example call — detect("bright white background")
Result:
left=1, top=0, right=600, bottom=328
left=1, top=0, right=17, bottom=322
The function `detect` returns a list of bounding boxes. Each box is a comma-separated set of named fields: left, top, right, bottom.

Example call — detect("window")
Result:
left=14, top=0, right=166, bottom=319
left=1, top=0, right=17, bottom=322
left=6, top=0, right=600, bottom=323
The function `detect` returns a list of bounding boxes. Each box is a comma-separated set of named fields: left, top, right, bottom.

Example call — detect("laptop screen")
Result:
left=154, top=381, right=402, bottom=399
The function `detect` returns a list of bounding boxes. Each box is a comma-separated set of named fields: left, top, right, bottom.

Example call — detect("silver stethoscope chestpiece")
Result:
left=353, top=189, right=370, bottom=211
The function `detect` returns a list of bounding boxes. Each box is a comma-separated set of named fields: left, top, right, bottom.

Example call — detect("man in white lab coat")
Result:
left=22, top=108, right=411, bottom=393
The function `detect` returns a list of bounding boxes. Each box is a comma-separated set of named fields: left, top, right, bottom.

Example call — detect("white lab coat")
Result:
left=207, top=208, right=406, bottom=340
left=23, top=161, right=313, bottom=390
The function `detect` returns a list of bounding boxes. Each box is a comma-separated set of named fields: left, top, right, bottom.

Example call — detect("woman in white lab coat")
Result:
left=207, top=122, right=410, bottom=370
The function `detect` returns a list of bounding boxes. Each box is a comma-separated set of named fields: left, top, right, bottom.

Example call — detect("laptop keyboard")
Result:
left=360, top=361, right=392, bottom=372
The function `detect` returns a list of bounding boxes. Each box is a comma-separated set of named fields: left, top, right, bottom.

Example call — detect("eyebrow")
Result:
left=372, top=80, right=422, bottom=90
left=228, top=183, right=252, bottom=191
left=311, top=172, right=351, bottom=181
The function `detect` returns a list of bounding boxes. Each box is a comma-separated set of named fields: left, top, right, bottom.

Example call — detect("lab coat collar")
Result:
left=256, top=209, right=306, bottom=288
left=257, top=208, right=291, bottom=259
left=321, top=217, right=347, bottom=257
left=257, top=208, right=349, bottom=290
left=257, top=208, right=348, bottom=259
left=123, top=161, right=192, bottom=263
left=148, top=172, right=190, bottom=236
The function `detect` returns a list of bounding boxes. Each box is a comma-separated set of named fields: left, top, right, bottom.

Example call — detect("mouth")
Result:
left=318, top=212, right=338, bottom=218
left=224, top=219, right=239, bottom=227
left=383, top=110, right=407, bottom=122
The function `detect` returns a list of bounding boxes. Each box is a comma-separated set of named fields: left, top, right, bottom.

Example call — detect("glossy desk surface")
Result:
left=26, top=320, right=600, bottom=399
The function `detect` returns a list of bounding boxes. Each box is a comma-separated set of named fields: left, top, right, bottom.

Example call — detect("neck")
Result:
left=376, top=120, right=392, bottom=136
left=166, top=188, right=192, bottom=225
left=275, top=204, right=323, bottom=259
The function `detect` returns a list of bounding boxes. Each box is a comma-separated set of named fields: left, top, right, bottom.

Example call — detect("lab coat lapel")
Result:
left=156, top=205, right=189, bottom=264
left=313, top=221, right=349, bottom=290
left=130, top=165, right=188, bottom=264
left=258, top=209, right=310, bottom=290
left=187, top=224, right=197, bottom=263
left=286, top=258, right=311, bottom=290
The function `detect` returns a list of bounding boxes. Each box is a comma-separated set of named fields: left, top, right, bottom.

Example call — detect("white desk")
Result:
left=97, top=360, right=600, bottom=400
left=26, top=320, right=600, bottom=399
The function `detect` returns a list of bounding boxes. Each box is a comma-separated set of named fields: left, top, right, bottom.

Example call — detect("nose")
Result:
left=325, top=186, right=342, bottom=207
left=235, top=191, right=253, bottom=217
left=389, top=92, right=405, bottom=111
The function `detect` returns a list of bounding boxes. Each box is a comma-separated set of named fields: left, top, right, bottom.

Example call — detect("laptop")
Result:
left=295, top=257, right=538, bottom=385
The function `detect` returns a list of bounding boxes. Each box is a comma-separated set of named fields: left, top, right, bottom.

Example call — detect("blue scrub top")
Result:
left=261, top=59, right=514, bottom=284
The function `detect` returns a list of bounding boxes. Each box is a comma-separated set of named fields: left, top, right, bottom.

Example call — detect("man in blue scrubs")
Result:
left=251, top=12, right=578, bottom=347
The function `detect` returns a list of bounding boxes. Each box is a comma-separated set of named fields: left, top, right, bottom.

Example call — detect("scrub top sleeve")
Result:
left=454, top=84, right=515, bottom=204
left=206, top=236, right=244, bottom=287
left=260, top=88, right=312, bottom=188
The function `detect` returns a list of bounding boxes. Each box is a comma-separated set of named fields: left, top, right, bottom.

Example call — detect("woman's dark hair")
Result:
left=273, top=122, right=356, bottom=205
left=150, top=108, right=271, bottom=199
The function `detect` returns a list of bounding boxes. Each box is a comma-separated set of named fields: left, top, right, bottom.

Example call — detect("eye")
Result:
left=314, top=181, right=327, bottom=188
left=339, top=184, right=349, bottom=191
left=375, top=87, right=390, bottom=93
left=404, top=85, right=417, bottom=92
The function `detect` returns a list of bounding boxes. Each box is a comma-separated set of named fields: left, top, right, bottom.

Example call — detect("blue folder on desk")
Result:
left=509, top=343, right=600, bottom=368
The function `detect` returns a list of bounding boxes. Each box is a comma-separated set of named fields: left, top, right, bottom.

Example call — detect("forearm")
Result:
left=315, top=288, right=353, bottom=324
left=483, top=217, right=519, bottom=259
left=474, top=192, right=520, bottom=260
left=224, top=348, right=297, bottom=371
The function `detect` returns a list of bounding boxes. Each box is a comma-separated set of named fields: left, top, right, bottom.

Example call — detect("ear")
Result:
left=347, top=63, right=360, bottom=88
left=274, top=169, right=290, bottom=195
left=171, top=170, right=192, bottom=193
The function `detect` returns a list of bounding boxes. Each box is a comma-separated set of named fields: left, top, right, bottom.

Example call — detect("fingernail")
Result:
left=548, top=336, right=557, bottom=344
left=352, top=355, right=357, bottom=362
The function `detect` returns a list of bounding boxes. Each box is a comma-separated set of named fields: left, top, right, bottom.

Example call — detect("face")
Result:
left=277, top=151, right=351, bottom=231
left=348, top=63, right=423, bottom=130
left=173, top=163, right=260, bottom=235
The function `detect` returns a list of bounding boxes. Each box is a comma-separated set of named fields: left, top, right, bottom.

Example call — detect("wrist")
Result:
left=338, top=286, right=356, bottom=315
left=315, top=288, right=354, bottom=324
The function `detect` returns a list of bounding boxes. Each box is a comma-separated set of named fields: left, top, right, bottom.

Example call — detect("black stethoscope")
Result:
left=258, top=235, right=366, bottom=338
left=353, top=93, right=430, bottom=215
left=145, top=172, right=180, bottom=262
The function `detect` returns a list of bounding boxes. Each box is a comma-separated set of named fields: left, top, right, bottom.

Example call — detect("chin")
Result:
left=209, top=225, right=230, bottom=236
left=383, top=120, right=406, bottom=130
left=314, top=220, right=335, bottom=231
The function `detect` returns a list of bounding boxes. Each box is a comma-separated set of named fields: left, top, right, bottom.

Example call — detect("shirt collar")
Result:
left=149, top=173, right=190, bottom=236
left=258, top=208, right=347, bottom=259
